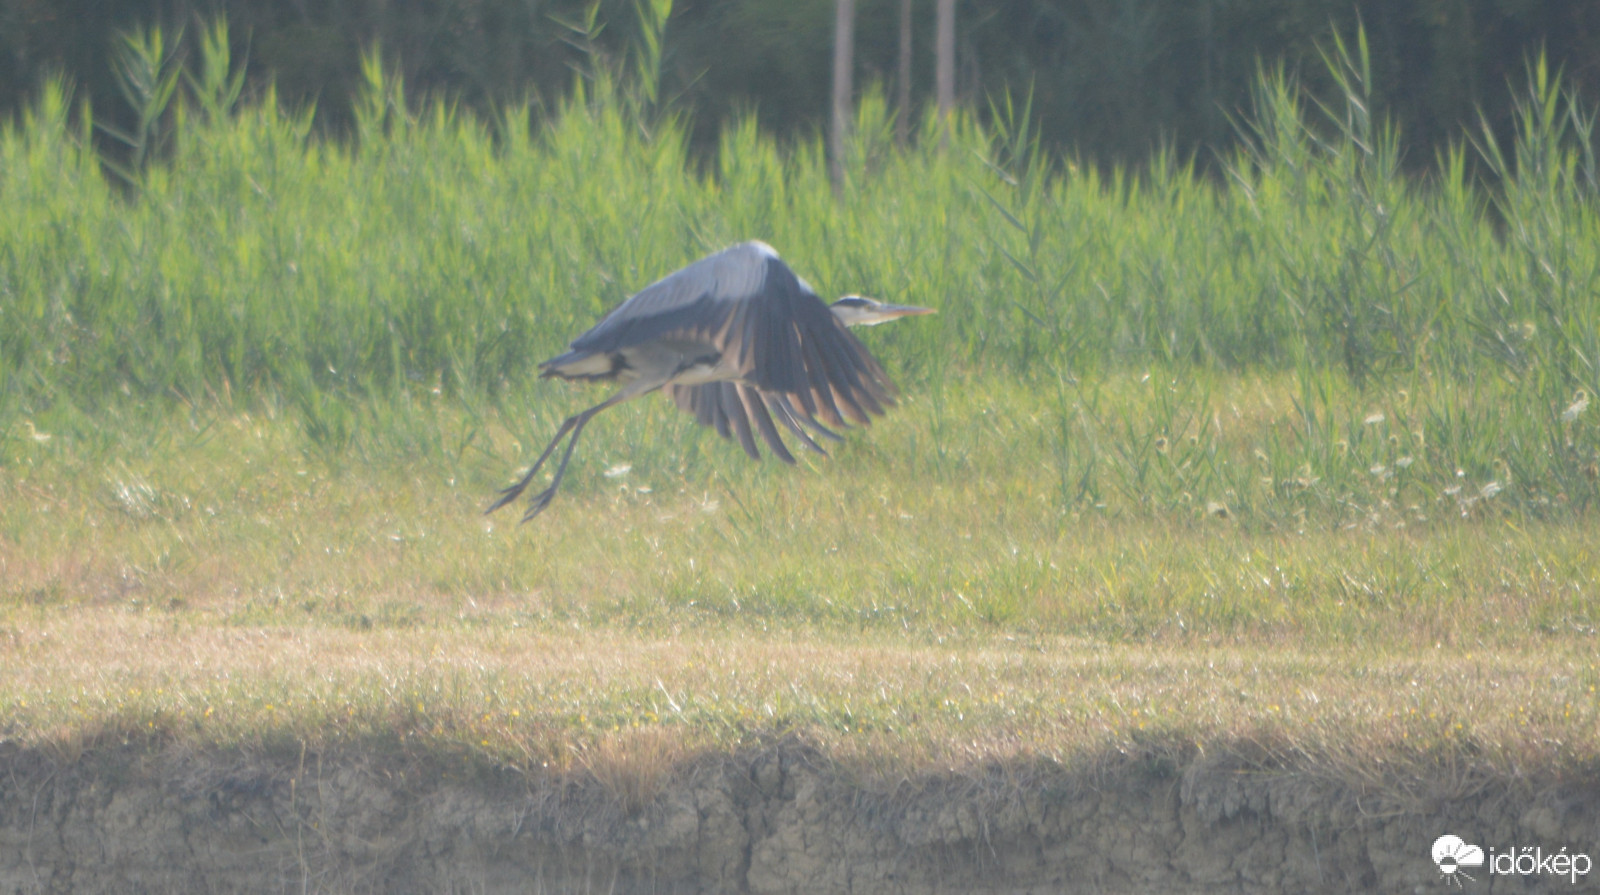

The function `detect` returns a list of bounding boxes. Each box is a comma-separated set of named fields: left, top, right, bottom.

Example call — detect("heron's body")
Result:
left=543, top=337, right=734, bottom=387
left=489, top=241, right=933, bottom=520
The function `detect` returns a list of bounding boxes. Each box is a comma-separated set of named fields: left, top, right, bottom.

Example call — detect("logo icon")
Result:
left=1433, top=835, right=1485, bottom=886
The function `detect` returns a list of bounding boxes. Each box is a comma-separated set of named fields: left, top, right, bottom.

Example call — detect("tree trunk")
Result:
left=935, top=0, right=954, bottom=146
left=896, top=0, right=912, bottom=146
left=830, top=0, right=856, bottom=196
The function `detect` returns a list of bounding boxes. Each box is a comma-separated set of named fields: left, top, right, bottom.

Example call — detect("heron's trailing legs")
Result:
left=486, top=391, right=633, bottom=522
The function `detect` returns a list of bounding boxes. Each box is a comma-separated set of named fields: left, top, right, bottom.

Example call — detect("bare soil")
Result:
left=1, top=739, right=1596, bottom=894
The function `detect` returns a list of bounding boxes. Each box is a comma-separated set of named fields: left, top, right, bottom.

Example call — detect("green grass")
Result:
left=2, top=49, right=1598, bottom=520
left=2, top=388, right=1598, bottom=784
left=1, top=25, right=1599, bottom=788
left=4, top=380, right=1599, bottom=645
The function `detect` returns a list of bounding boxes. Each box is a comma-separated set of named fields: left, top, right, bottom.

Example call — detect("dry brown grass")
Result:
left=3, top=608, right=1596, bottom=788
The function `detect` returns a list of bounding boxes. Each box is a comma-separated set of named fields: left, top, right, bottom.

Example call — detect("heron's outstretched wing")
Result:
left=668, top=382, right=852, bottom=464
left=663, top=376, right=879, bottom=464
left=556, top=242, right=894, bottom=402
left=664, top=382, right=790, bottom=463
left=567, top=243, right=773, bottom=353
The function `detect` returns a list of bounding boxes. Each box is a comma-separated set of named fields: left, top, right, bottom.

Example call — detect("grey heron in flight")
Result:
left=488, top=241, right=934, bottom=521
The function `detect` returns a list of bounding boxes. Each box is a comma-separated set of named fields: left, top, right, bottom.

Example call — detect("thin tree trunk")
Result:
left=830, top=0, right=856, bottom=196
left=896, top=0, right=912, bottom=147
left=935, top=0, right=954, bottom=146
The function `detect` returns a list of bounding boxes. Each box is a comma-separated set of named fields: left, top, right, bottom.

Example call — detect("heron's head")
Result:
left=829, top=295, right=937, bottom=327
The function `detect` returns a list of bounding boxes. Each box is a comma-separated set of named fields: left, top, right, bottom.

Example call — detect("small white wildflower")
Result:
left=1562, top=390, right=1590, bottom=423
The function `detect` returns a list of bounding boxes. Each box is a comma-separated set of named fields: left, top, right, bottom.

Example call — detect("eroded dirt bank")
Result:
left=1, top=740, right=1596, bottom=894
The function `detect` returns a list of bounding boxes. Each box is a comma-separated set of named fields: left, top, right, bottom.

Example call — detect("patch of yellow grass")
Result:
left=3, top=609, right=1596, bottom=785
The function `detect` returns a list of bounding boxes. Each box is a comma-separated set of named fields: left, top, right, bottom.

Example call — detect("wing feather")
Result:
left=796, top=325, right=847, bottom=427
left=812, top=330, right=871, bottom=425
left=720, top=383, right=760, bottom=460
left=815, top=323, right=891, bottom=420
left=766, top=393, right=838, bottom=449
left=741, top=385, right=796, bottom=464
left=711, top=386, right=732, bottom=439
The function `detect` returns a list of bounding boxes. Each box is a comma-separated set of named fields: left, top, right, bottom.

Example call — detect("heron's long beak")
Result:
left=832, top=296, right=938, bottom=327
left=868, top=302, right=937, bottom=321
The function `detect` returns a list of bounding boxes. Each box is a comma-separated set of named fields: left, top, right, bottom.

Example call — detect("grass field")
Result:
left=2, top=26, right=1599, bottom=795
left=3, top=385, right=1598, bottom=788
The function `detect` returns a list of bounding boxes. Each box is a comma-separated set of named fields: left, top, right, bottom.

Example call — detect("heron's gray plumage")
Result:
left=665, top=383, right=843, bottom=465
left=489, top=241, right=932, bottom=521
left=546, top=241, right=883, bottom=400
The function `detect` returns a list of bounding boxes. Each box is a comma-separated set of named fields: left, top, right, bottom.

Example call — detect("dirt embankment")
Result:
left=1, top=740, right=1596, bottom=894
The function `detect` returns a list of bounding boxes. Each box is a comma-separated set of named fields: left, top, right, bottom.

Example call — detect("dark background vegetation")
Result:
left=2, top=0, right=1599, bottom=167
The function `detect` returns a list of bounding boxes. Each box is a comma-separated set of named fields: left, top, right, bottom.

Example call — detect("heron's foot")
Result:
left=485, top=479, right=530, bottom=515
left=520, top=485, right=559, bottom=522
